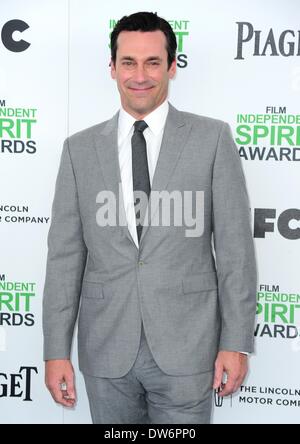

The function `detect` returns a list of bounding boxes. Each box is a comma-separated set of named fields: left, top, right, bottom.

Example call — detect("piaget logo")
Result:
left=235, top=22, right=300, bottom=60
left=0, top=100, right=37, bottom=154
left=235, top=106, right=300, bottom=161
left=255, top=284, right=300, bottom=339
left=0, top=278, right=36, bottom=327
left=0, top=367, right=38, bottom=401
left=108, top=18, right=190, bottom=68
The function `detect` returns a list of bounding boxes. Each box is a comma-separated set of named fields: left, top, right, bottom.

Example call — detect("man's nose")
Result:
left=132, top=64, right=148, bottom=82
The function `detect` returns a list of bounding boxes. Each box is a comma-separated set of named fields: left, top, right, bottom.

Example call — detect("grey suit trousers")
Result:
left=83, top=321, right=214, bottom=424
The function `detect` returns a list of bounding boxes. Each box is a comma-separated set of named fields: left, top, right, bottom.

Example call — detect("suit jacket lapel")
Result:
left=139, top=102, right=192, bottom=244
left=93, top=111, right=138, bottom=250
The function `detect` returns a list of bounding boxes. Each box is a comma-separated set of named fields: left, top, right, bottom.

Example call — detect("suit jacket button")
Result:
left=138, top=261, right=144, bottom=266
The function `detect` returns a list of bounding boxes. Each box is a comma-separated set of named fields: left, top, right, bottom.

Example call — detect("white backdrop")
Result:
left=0, top=0, right=299, bottom=424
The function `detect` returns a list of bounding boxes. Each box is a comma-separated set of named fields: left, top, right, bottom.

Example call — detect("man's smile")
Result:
left=128, top=86, right=155, bottom=92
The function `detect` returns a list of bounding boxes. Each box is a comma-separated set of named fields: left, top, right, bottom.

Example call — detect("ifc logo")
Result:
left=1, top=19, right=30, bottom=52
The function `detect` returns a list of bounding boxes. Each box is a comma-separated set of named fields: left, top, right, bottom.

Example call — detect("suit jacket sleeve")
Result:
left=212, top=122, right=257, bottom=353
left=42, top=138, right=88, bottom=360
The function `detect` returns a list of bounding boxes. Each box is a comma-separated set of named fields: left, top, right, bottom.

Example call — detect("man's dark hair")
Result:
left=110, top=11, right=177, bottom=70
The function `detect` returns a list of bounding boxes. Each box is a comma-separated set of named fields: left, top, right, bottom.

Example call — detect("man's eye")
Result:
left=123, top=61, right=133, bottom=66
left=148, top=61, right=159, bottom=65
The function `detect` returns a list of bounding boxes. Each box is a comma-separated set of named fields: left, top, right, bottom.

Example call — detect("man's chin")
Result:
left=128, top=101, right=156, bottom=117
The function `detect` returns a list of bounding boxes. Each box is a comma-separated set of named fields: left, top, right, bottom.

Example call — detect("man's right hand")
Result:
left=45, top=359, right=76, bottom=407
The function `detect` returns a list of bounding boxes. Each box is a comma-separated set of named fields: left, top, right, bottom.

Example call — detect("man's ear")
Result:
left=110, top=59, right=116, bottom=79
left=168, top=58, right=177, bottom=79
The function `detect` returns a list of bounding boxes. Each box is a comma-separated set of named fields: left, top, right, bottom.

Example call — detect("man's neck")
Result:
left=121, top=99, right=168, bottom=120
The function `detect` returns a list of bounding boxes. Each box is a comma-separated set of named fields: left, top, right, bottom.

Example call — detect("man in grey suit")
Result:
left=43, top=11, right=257, bottom=424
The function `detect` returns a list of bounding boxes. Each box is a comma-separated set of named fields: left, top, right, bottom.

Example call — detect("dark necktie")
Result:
left=131, top=120, right=150, bottom=243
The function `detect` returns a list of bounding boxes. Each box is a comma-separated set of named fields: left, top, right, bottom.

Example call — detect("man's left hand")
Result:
left=213, top=351, right=248, bottom=397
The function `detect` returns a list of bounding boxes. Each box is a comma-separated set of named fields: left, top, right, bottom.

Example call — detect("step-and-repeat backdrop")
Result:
left=0, top=0, right=299, bottom=424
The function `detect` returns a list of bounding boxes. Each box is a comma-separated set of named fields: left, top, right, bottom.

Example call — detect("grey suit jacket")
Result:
left=42, top=102, right=257, bottom=378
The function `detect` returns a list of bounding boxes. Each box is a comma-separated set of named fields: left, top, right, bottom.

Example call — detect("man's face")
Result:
left=111, top=30, right=176, bottom=119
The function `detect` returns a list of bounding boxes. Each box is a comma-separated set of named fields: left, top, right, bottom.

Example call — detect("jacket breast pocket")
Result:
left=182, top=271, right=218, bottom=294
left=80, top=280, right=104, bottom=299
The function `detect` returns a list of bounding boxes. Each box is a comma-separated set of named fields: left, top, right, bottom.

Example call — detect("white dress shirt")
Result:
left=118, top=99, right=169, bottom=248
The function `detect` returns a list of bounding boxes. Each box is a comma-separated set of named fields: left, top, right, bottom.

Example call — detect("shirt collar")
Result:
left=118, top=99, right=169, bottom=141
